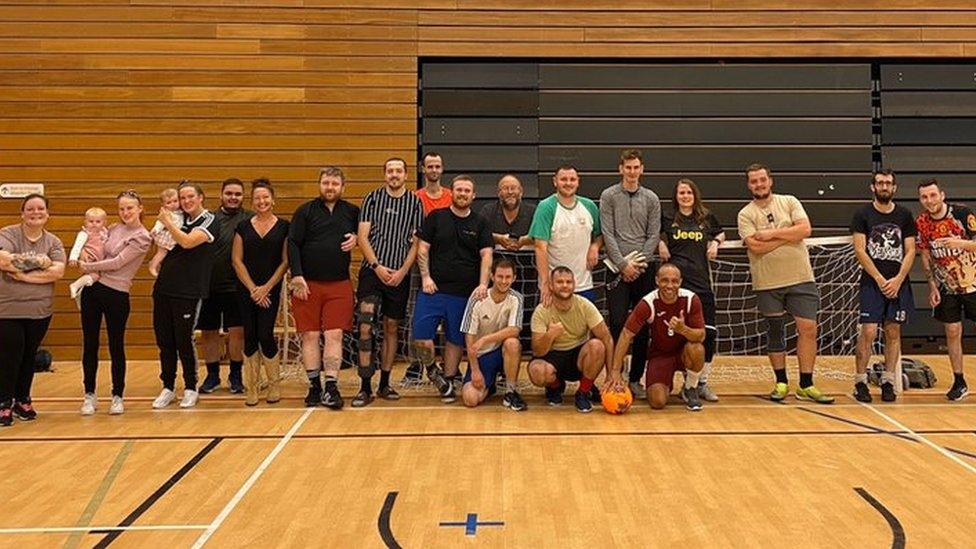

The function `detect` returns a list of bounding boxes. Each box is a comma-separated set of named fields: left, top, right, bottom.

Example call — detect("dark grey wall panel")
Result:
left=541, top=64, right=870, bottom=90
left=422, top=63, right=538, bottom=89
left=572, top=173, right=872, bottom=201
left=881, top=65, right=976, bottom=90
left=883, top=118, right=976, bottom=145
left=424, top=118, right=538, bottom=144
left=422, top=90, right=538, bottom=116
left=882, top=92, right=976, bottom=116
left=541, top=91, right=870, bottom=117
left=540, top=119, right=870, bottom=145
left=423, top=145, right=537, bottom=172
left=541, top=146, right=871, bottom=172
left=883, top=146, right=976, bottom=171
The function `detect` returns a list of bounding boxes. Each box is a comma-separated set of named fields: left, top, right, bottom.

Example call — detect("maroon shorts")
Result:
left=292, top=279, right=353, bottom=333
left=645, top=351, right=687, bottom=391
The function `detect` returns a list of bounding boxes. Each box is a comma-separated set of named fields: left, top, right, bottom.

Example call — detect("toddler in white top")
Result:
left=148, top=188, right=182, bottom=277
left=68, top=207, right=109, bottom=302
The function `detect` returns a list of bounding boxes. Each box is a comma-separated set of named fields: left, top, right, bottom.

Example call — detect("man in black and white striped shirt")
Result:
left=353, top=158, right=424, bottom=407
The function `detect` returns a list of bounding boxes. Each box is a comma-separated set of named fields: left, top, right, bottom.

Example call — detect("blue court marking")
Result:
left=439, top=513, right=505, bottom=536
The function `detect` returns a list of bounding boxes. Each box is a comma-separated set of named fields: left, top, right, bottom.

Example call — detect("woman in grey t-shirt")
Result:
left=0, top=194, right=66, bottom=427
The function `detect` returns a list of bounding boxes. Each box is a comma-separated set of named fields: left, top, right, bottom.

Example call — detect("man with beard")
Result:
left=916, top=178, right=975, bottom=401
left=415, top=152, right=452, bottom=216
left=528, top=267, right=614, bottom=413
left=198, top=178, right=253, bottom=394
left=529, top=165, right=602, bottom=304
left=737, top=163, right=834, bottom=404
left=599, top=149, right=660, bottom=400
left=851, top=170, right=916, bottom=403
left=606, top=263, right=706, bottom=411
left=353, top=158, right=424, bottom=407
left=289, top=167, right=359, bottom=409
left=412, top=175, right=493, bottom=404
left=480, top=174, right=536, bottom=251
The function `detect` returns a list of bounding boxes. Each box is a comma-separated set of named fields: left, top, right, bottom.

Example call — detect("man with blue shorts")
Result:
left=414, top=175, right=493, bottom=403
left=851, top=170, right=916, bottom=403
left=460, top=257, right=526, bottom=410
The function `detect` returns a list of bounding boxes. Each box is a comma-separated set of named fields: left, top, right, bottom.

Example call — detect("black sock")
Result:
left=774, top=368, right=788, bottom=384
left=306, top=371, right=321, bottom=389
left=229, top=360, right=243, bottom=373
left=954, top=372, right=966, bottom=385
left=799, top=372, right=813, bottom=389
left=206, top=361, right=220, bottom=375
left=360, top=377, right=372, bottom=394
left=379, top=370, right=391, bottom=389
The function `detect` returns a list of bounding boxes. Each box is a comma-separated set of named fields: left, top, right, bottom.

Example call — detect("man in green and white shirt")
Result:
left=529, top=165, right=602, bottom=304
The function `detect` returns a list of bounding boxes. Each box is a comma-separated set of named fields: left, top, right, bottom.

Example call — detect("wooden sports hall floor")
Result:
left=1, top=356, right=974, bottom=548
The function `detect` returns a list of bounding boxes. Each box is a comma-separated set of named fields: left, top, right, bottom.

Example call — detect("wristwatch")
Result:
left=369, top=262, right=378, bottom=270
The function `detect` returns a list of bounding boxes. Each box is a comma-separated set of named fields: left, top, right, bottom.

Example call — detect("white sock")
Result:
left=700, top=362, right=711, bottom=384
left=855, top=373, right=868, bottom=384
left=684, top=368, right=701, bottom=389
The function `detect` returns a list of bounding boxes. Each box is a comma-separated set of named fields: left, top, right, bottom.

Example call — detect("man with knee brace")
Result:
left=607, top=263, right=705, bottom=411
left=460, top=257, right=526, bottom=410
left=352, top=158, right=424, bottom=407
left=413, top=175, right=493, bottom=404
left=737, top=163, right=834, bottom=403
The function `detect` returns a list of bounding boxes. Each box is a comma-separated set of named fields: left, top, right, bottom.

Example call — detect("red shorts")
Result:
left=645, top=351, right=687, bottom=391
left=291, top=279, right=353, bottom=333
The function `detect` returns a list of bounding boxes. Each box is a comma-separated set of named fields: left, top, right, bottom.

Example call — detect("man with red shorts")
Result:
left=608, top=262, right=706, bottom=411
left=288, top=166, right=359, bottom=409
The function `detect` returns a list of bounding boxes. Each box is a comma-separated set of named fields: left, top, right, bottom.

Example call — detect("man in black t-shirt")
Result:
left=198, top=178, right=253, bottom=395
left=479, top=174, right=536, bottom=251
left=851, top=170, right=917, bottom=403
left=413, top=175, right=493, bottom=403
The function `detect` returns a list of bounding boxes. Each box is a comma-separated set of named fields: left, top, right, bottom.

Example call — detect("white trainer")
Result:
left=109, top=395, right=124, bottom=415
left=153, top=388, right=175, bottom=409
left=80, top=393, right=97, bottom=416
left=179, top=389, right=199, bottom=408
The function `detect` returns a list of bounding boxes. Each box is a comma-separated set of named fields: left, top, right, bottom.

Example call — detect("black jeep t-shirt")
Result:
left=661, top=212, right=723, bottom=295
left=420, top=208, right=494, bottom=297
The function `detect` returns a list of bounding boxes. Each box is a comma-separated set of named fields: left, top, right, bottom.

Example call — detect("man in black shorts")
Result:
left=198, top=178, right=253, bottom=394
left=851, top=170, right=916, bottom=403
left=527, top=267, right=614, bottom=413
left=353, top=158, right=424, bottom=407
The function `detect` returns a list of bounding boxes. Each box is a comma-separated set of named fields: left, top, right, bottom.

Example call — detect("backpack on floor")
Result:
left=868, top=357, right=936, bottom=389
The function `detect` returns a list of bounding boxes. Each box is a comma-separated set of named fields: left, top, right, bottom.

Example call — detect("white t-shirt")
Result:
left=460, top=289, right=524, bottom=356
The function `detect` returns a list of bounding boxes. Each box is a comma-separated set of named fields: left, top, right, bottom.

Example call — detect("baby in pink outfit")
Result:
left=68, top=207, right=109, bottom=301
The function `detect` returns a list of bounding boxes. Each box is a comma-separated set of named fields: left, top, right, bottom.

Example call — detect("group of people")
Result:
left=0, top=149, right=971, bottom=426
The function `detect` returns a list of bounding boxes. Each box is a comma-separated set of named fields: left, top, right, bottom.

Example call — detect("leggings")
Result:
left=80, top=282, right=131, bottom=397
left=0, top=316, right=52, bottom=403
left=152, top=294, right=200, bottom=392
left=239, top=287, right=281, bottom=358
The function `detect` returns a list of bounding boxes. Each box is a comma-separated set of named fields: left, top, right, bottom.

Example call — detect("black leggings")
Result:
left=239, top=287, right=280, bottom=358
left=152, top=294, right=200, bottom=391
left=0, top=316, right=52, bottom=403
left=80, top=283, right=131, bottom=397
left=606, top=268, right=655, bottom=383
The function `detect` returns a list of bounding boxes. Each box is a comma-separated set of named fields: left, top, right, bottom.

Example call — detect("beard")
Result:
left=751, top=190, right=770, bottom=200
left=874, top=191, right=893, bottom=204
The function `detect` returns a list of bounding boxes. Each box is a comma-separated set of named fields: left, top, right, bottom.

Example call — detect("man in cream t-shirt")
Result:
left=737, top=163, right=834, bottom=404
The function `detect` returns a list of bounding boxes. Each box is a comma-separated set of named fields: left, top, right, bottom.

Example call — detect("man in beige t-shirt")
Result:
left=528, top=266, right=614, bottom=413
left=737, top=163, right=833, bottom=404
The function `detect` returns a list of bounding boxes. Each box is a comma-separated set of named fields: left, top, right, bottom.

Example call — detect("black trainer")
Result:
left=12, top=400, right=36, bottom=421
left=880, top=382, right=896, bottom=402
left=0, top=401, right=12, bottom=427
left=947, top=381, right=969, bottom=402
left=545, top=380, right=565, bottom=406
left=588, top=385, right=602, bottom=404
left=574, top=390, right=593, bottom=413
left=401, top=361, right=423, bottom=383
left=228, top=369, right=244, bottom=394
left=377, top=386, right=401, bottom=400
left=426, top=364, right=452, bottom=397
left=502, top=390, right=527, bottom=412
left=681, top=385, right=703, bottom=411
left=351, top=390, right=374, bottom=408
left=853, top=381, right=872, bottom=403
left=199, top=371, right=221, bottom=394
left=304, top=385, right=322, bottom=407
left=321, top=383, right=344, bottom=410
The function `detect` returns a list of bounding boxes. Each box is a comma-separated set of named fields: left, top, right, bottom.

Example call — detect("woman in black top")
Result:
left=658, top=179, right=725, bottom=402
left=232, top=179, right=289, bottom=406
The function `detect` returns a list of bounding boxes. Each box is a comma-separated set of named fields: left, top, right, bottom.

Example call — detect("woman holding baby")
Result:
left=0, top=194, right=66, bottom=427
left=75, top=190, right=151, bottom=416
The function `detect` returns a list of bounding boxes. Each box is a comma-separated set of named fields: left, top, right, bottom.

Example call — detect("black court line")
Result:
left=855, top=487, right=906, bottom=549
left=378, top=491, right=402, bottom=549
left=89, top=437, right=223, bottom=548
left=796, top=407, right=918, bottom=442
left=945, top=446, right=976, bottom=461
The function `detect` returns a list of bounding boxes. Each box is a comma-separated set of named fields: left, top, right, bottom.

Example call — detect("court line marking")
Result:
left=795, top=407, right=917, bottom=442
left=92, top=438, right=223, bottom=548
left=0, top=525, right=208, bottom=534
left=190, top=407, right=314, bottom=548
left=64, top=440, right=134, bottom=549
left=854, top=488, right=906, bottom=549
left=857, top=400, right=976, bottom=476
left=377, top=492, right=402, bottom=549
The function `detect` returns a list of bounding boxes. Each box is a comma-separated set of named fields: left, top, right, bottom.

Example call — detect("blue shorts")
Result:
left=463, top=347, right=503, bottom=397
left=412, top=292, right=468, bottom=346
left=577, top=289, right=597, bottom=303
left=859, top=280, right=914, bottom=324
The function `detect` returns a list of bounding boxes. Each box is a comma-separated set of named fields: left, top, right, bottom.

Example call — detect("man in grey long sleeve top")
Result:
left=599, top=149, right=661, bottom=399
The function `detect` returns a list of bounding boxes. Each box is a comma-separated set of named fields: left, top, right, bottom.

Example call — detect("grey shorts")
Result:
left=756, top=281, right=819, bottom=320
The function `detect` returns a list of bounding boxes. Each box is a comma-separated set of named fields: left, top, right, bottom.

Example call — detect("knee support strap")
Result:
left=765, top=315, right=787, bottom=353
left=355, top=296, right=380, bottom=352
